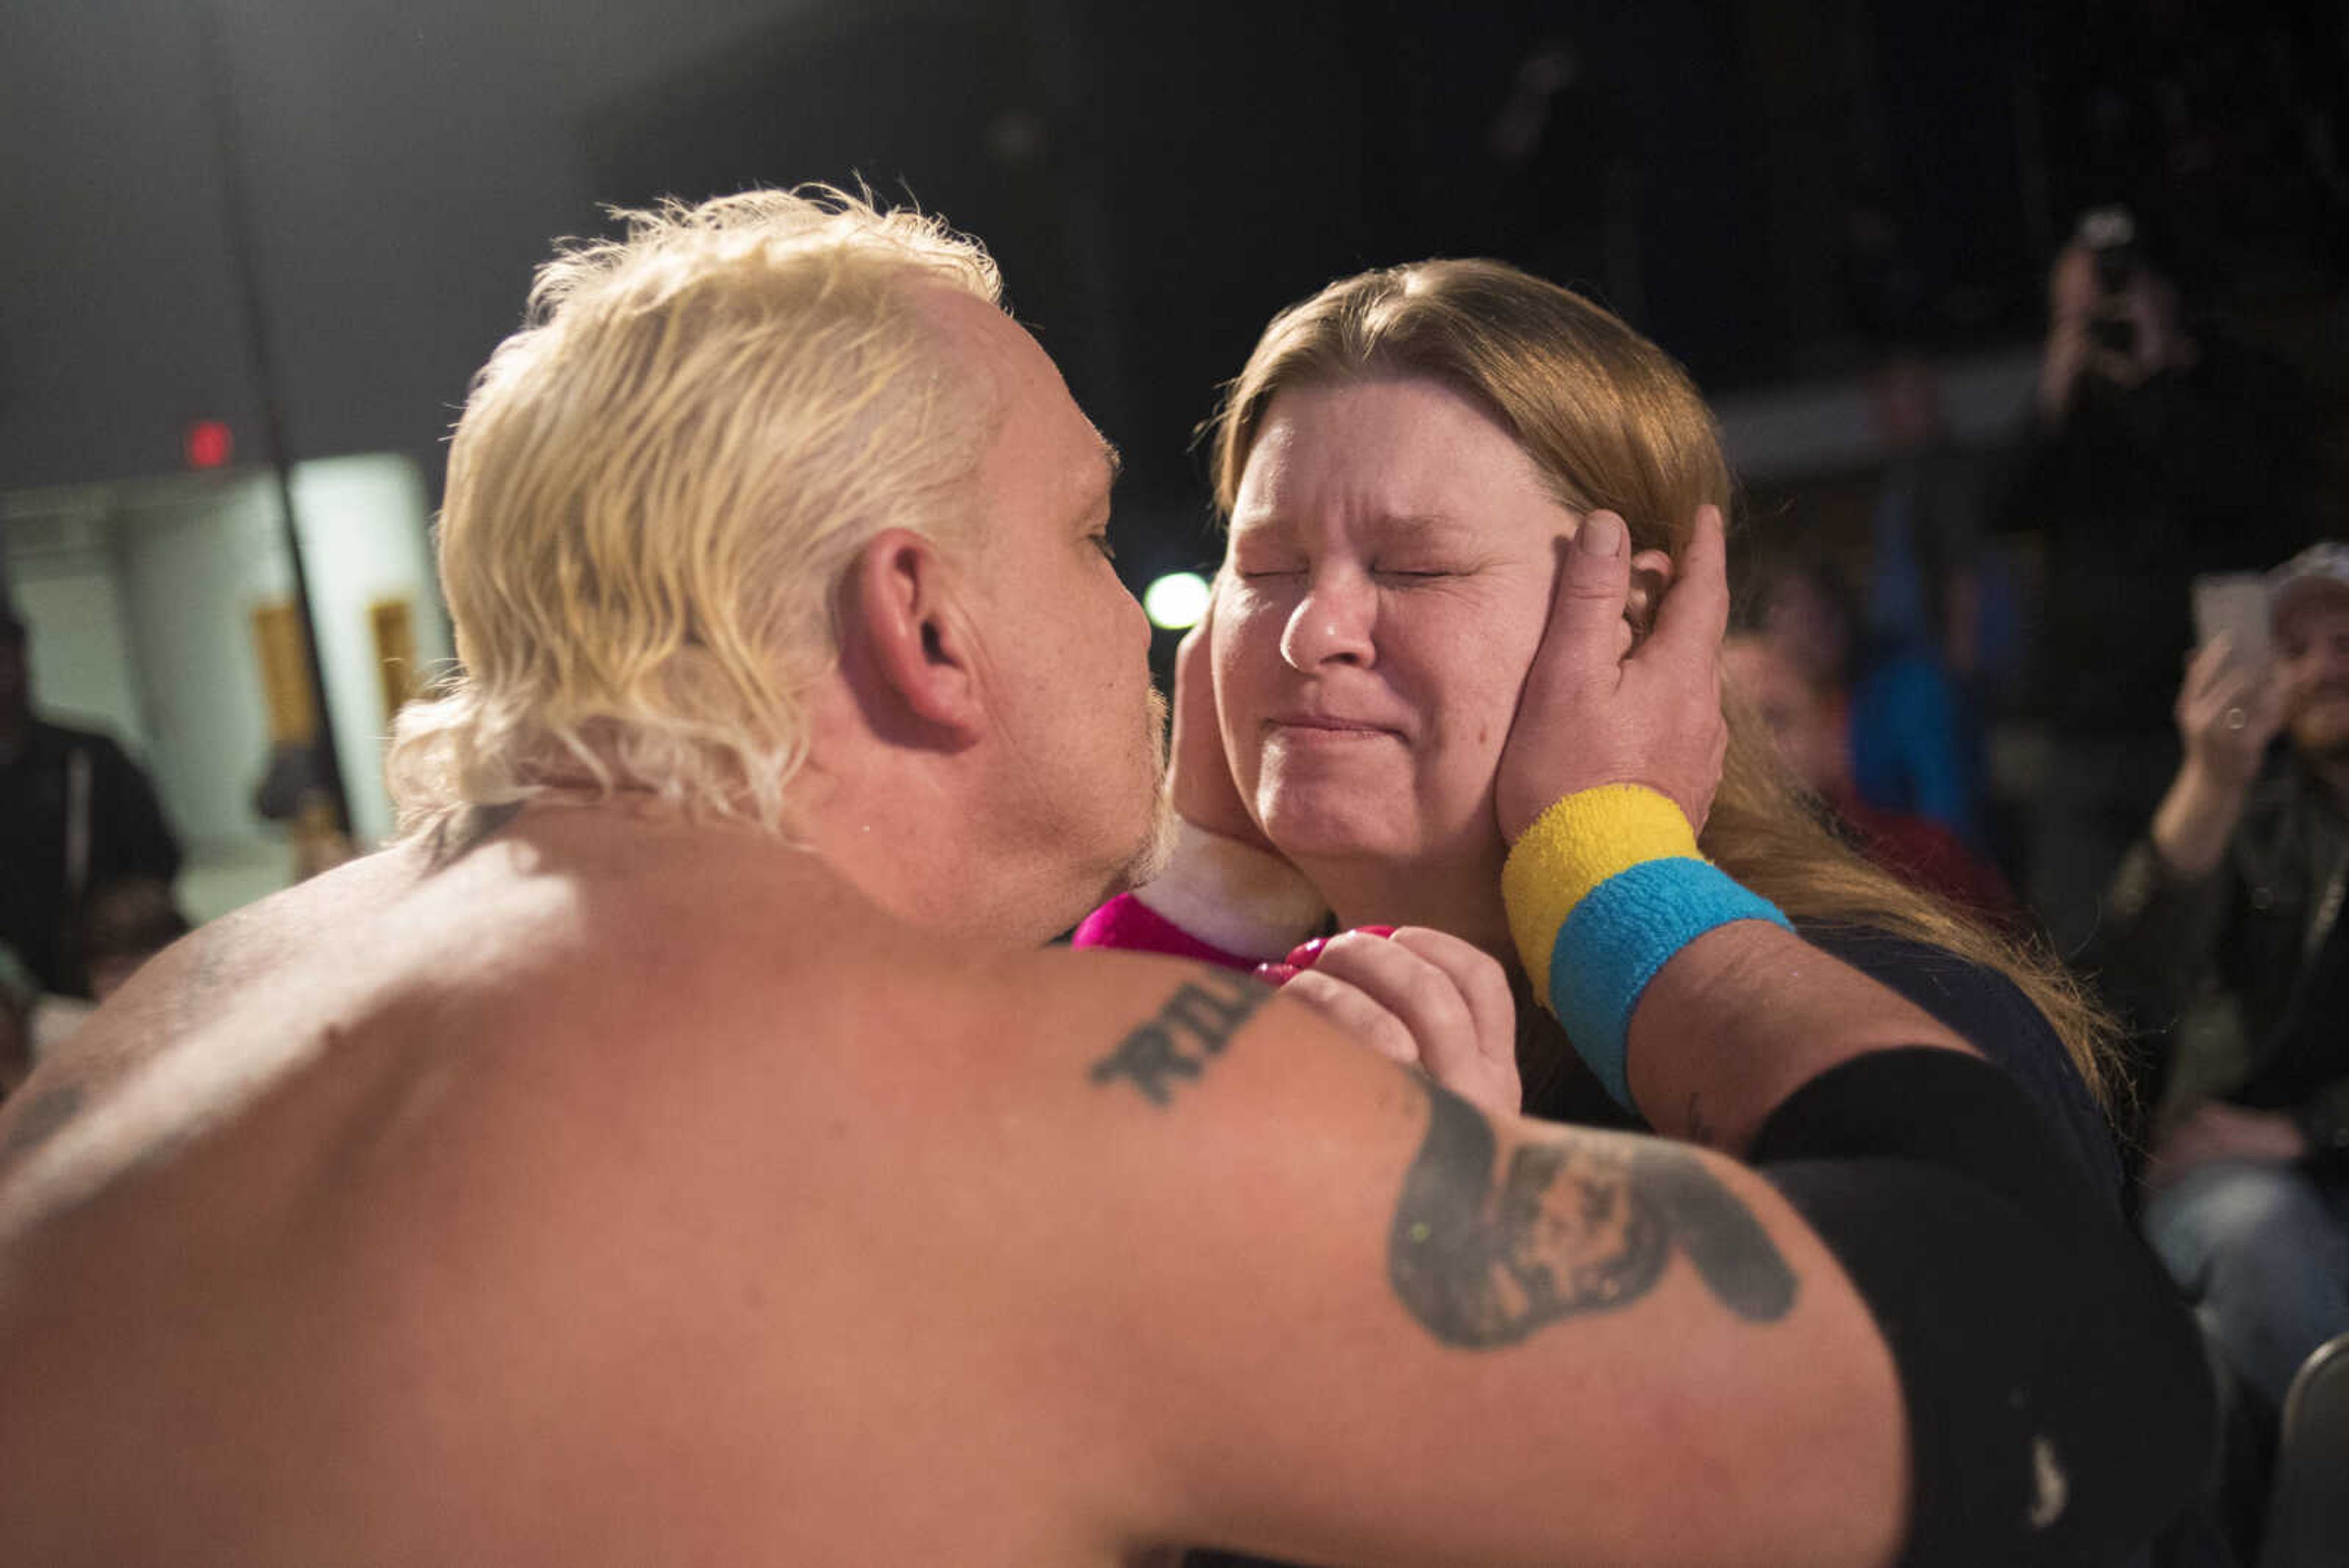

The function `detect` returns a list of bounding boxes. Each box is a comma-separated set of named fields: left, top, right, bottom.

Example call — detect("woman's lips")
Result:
left=1266, top=714, right=1398, bottom=740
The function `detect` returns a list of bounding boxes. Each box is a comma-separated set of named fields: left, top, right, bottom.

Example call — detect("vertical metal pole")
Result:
left=187, top=0, right=352, bottom=836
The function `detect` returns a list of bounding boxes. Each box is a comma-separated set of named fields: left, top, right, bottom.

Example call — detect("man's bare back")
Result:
left=0, top=800, right=1931, bottom=1567
left=0, top=808, right=1277, bottom=1564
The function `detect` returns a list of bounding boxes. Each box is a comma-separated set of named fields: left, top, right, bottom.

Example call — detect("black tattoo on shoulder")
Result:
left=1089, top=971, right=1270, bottom=1106
left=0, top=1082, right=86, bottom=1164
left=1389, top=1079, right=1795, bottom=1347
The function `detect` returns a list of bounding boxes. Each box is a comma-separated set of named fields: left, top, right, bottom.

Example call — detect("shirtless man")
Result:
left=0, top=190, right=2205, bottom=1566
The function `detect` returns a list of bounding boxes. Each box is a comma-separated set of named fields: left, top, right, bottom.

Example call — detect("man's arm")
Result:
left=1047, top=951, right=1908, bottom=1568
left=1625, top=918, right=1969, bottom=1154
left=1048, top=946, right=2203, bottom=1568
left=1463, top=507, right=2213, bottom=1560
left=1494, top=508, right=1975, bottom=1151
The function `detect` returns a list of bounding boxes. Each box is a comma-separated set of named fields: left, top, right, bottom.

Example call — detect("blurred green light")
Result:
left=1143, top=571, right=1212, bottom=631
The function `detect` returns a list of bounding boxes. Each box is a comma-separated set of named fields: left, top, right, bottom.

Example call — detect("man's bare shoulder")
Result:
left=754, top=937, right=1414, bottom=1133
left=0, top=811, right=1387, bottom=1239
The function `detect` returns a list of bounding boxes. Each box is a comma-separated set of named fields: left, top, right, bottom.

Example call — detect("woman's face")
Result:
left=1215, top=376, right=1583, bottom=871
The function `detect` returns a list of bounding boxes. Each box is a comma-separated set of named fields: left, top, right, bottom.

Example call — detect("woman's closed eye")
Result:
left=1226, top=562, right=1463, bottom=585
left=1229, top=552, right=1307, bottom=581
left=1371, top=562, right=1461, bottom=583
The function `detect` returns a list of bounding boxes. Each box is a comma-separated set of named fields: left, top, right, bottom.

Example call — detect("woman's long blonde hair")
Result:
left=1206, top=258, right=2119, bottom=1107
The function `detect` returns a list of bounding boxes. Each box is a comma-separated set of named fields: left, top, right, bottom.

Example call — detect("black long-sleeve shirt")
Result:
left=0, top=718, right=181, bottom=995
left=2093, top=757, right=2349, bottom=1165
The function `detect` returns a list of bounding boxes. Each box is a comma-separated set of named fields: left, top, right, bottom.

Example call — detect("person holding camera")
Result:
left=2092, top=544, right=2349, bottom=1418
left=1997, top=210, right=2318, bottom=955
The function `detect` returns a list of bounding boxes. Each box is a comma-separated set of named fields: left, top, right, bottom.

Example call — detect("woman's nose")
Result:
left=1279, top=574, right=1375, bottom=671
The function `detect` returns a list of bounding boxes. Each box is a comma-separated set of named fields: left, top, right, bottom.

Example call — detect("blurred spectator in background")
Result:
left=1746, top=550, right=1989, bottom=852
left=0, top=601, right=181, bottom=998
left=253, top=739, right=357, bottom=880
left=1863, top=350, right=1994, bottom=675
left=0, top=943, right=33, bottom=1102
left=2091, top=543, right=2349, bottom=1421
left=66, top=877, right=190, bottom=1004
left=1997, top=208, right=2317, bottom=953
left=1723, top=630, right=2015, bottom=921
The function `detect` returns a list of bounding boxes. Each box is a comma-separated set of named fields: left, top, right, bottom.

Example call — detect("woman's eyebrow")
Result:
left=1362, top=511, right=1480, bottom=545
left=1226, top=510, right=1484, bottom=547
left=1225, top=507, right=1292, bottom=539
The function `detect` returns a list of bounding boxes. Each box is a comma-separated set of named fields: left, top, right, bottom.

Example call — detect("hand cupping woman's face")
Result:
left=1214, top=376, right=1583, bottom=872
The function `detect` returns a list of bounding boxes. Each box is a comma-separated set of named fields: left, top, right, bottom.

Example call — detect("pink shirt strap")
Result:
left=1071, top=893, right=1260, bottom=973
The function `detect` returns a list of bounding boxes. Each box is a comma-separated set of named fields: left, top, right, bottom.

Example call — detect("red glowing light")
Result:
left=185, top=419, right=234, bottom=470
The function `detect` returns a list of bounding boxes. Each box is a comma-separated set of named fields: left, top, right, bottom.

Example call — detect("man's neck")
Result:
left=792, top=760, right=1094, bottom=951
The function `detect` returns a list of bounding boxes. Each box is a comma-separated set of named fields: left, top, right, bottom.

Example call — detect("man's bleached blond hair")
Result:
left=387, top=187, right=1003, bottom=838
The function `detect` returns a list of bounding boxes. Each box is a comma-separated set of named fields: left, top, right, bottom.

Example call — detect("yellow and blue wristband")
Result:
left=1501, top=784, right=1791, bottom=1110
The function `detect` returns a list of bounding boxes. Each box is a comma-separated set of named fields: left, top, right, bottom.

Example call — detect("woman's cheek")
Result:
left=1211, top=592, right=1287, bottom=690
left=1471, top=606, right=1560, bottom=763
left=1209, top=602, right=1277, bottom=790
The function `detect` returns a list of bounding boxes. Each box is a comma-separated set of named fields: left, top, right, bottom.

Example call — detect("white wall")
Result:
left=111, top=477, right=291, bottom=852
left=6, top=546, right=148, bottom=751
left=7, top=456, right=447, bottom=861
left=289, top=455, right=450, bottom=847
left=1715, top=344, right=2039, bottom=481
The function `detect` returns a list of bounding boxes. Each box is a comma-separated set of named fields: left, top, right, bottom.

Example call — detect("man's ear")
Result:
left=1627, top=548, right=1677, bottom=637
left=841, top=528, right=986, bottom=747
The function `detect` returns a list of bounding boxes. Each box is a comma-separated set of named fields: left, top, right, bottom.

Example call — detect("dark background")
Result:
left=5, top=0, right=2347, bottom=592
